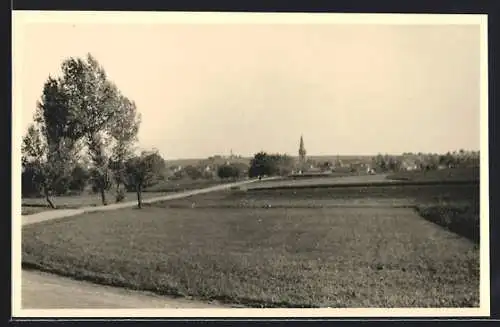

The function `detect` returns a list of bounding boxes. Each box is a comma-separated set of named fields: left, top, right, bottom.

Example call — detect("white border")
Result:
left=12, top=11, right=489, bottom=318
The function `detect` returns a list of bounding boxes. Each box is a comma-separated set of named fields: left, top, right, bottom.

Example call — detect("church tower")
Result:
left=299, top=135, right=306, bottom=163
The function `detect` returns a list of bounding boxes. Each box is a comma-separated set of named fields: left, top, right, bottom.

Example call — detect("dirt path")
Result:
left=20, top=178, right=265, bottom=310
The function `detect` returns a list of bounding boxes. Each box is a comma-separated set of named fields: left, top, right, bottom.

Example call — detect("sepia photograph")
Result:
left=12, top=11, right=489, bottom=318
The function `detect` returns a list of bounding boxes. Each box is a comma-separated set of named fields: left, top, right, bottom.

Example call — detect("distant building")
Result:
left=401, top=159, right=418, bottom=171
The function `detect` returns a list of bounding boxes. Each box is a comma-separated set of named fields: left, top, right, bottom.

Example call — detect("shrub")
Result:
left=415, top=202, right=479, bottom=244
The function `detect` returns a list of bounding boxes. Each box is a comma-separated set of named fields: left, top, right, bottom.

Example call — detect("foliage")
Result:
left=21, top=161, right=44, bottom=198
left=68, top=164, right=90, bottom=193
left=249, top=152, right=293, bottom=178
left=108, top=95, right=141, bottom=199
left=21, top=77, right=81, bottom=207
left=217, top=163, right=244, bottom=179
left=60, top=53, right=125, bottom=205
left=415, top=203, right=479, bottom=244
left=124, top=150, right=166, bottom=208
left=184, top=165, right=204, bottom=180
left=22, top=53, right=141, bottom=205
left=373, top=151, right=480, bottom=174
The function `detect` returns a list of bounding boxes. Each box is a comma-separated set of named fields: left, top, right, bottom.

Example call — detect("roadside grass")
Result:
left=21, top=192, right=169, bottom=214
left=21, top=179, right=236, bottom=215
left=23, top=185, right=479, bottom=308
left=386, top=167, right=479, bottom=183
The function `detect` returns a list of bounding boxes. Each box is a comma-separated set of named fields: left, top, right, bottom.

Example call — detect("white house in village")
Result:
left=401, top=159, right=419, bottom=171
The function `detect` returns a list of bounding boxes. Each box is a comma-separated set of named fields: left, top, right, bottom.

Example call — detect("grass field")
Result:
left=387, top=167, right=479, bottom=183
left=144, top=179, right=233, bottom=193
left=22, top=182, right=480, bottom=308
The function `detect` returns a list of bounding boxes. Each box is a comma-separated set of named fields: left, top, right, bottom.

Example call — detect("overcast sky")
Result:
left=16, top=16, right=482, bottom=159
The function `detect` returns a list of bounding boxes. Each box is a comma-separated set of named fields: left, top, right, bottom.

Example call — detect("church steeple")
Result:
left=299, top=135, right=306, bottom=163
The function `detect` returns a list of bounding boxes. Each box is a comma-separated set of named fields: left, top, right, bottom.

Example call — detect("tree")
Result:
left=321, top=161, right=332, bottom=171
left=387, top=156, right=401, bottom=172
left=109, top=95, right=141, bottom=201
left=217, top=165, right=233, bottom=179
left=184, top=165, right=203, bottom=180
left=217, top=163, right=245, bottom=180
left=22, top=124, right=78, bottom=207
left=22, top=162, right=42, bottom=197
left=373, top=154, right=387, bottom=172
left=21, top=75, right=81, bottom=208
left=249, top=152, right=273, bottom=177
left=248, top=152, right=293, bottom=177
left=60, top=53, right=125, bottom=205
left=124, top=150, right=165, bottom=208
left=272, top=154, right=294, bottom=176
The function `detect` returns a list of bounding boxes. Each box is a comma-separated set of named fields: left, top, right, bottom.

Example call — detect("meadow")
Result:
left=386, top=167, right=479, bottom=183
left=22, top=180, right=480, bottom=308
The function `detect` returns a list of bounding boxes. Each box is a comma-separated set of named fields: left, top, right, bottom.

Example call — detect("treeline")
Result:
left=372, top=150, right=480, bottom=172
left=21, top=54, right=165, bottom=209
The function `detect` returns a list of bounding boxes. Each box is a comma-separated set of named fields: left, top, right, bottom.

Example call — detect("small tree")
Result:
left=21, top=161, right=43, bottom=198
left=249, top=152, right=274, bottom=177
left=124, top=150, right=165, bottom=208
left=21, top=124, right=78, bottom=208
left=249, top=152, right=292, bottom=177
left=109, top=95, right=141, bottom=201
left=184, top=165, right=203, bottom=180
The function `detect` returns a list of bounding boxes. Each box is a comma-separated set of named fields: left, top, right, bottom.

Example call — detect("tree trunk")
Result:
left=115, top=182, right=121, bottom=203
left=136, top=184, right=142, bottom=209
left=100, top=187, right=108, bottom=206
left=44, top=187, right=56, bottom=209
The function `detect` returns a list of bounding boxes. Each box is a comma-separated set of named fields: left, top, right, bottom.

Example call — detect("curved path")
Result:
left=21, top=178, right=267, bottom=309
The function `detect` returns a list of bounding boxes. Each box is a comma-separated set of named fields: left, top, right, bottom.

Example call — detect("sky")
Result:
left=15, top=15, right=483, bottom=160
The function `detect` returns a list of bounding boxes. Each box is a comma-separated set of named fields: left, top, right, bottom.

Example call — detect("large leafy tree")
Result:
left=248, top=152, right=292, bottom=178
left=60, top=53, right=124, bottom=205
left=22, top=53, right=142, bottom=207
left=22, top=77, right=81, bottom=208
